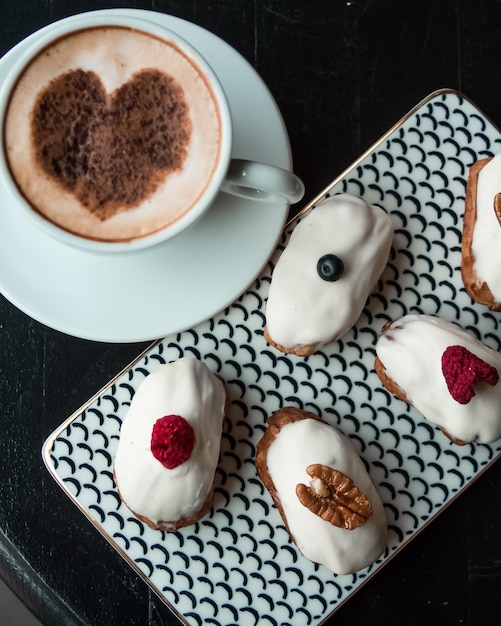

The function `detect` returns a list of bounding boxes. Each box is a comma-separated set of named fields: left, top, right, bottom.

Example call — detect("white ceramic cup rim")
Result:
left=0, top=12, right=233, bottom=254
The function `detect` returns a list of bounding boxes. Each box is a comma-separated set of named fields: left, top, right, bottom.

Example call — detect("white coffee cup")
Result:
left=0, top=12, right=304, bottom=253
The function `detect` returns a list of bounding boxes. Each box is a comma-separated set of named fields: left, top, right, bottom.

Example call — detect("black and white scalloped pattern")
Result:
left=45, top=91, right=501, bottom=626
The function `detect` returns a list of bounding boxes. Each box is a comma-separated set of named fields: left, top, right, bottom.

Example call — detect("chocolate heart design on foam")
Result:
left=32, top=69, right=191, bottom=220
left=441, top=345, right=499, bottom=405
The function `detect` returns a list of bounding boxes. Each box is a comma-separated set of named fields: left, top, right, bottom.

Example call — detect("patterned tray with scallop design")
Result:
left=43, top=89, right=501, bottom=626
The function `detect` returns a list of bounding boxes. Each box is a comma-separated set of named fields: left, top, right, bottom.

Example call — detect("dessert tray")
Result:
left=43, top=89, right=501, bottom=626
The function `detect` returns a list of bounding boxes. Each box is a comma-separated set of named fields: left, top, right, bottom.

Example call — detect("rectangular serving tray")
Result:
left=43, top=89, right=501, bottom=626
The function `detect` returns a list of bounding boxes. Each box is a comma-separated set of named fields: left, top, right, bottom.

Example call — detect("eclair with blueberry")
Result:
left=375, top=314, right=501, bottom=444
left=114, top=357, right=228, bottom=531
left=264, top=194, right=394, bottom=356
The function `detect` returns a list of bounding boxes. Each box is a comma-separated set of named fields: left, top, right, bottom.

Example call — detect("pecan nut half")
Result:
left=494, top=192, right=501, bottom=228
left=296, top=464, right=373, bottom=530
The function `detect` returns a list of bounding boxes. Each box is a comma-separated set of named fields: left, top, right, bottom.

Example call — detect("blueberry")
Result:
left=317, top=254, right=344, bottom=282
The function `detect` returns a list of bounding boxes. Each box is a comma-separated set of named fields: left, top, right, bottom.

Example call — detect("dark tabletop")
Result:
left=1, top=1, right=501, bottom=625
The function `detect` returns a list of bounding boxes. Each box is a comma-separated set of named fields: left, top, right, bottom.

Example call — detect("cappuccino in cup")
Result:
left=4, top=22, right=224, bottom=244
left=1, top=13, right=304, bottom=253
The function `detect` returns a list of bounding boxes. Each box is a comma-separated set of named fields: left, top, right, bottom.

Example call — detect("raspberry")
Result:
left=151, top=414, right=195, bottom=469
left=441, top=345, right=499, bottom=405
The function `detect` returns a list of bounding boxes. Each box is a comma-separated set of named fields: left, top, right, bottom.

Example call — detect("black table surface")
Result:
left=1, top=1, right=501, bottom=625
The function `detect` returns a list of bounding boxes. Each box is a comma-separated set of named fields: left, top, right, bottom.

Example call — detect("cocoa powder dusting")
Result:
left=31, top=68, right=192, bottom=220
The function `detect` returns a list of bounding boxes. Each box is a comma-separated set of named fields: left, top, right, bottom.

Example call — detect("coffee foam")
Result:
left=4, top=26, right=222, bottom=242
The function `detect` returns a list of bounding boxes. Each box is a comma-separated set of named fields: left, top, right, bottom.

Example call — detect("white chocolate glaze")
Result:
left=471, top=153, right=501, bottom=300
left=114, top=358, right=226, bottom=527
left=266, top=418, right=387, bottom=574
left=265, top=194, right=393, bottom=352
left=376, top=314, right=501, bottom=443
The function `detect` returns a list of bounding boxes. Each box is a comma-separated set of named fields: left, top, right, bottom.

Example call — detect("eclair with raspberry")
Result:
left=114, top=357, right=228, bottom=531
left=255, top=407, right=387, bottom=574
left=375, top=314, right=501, bottom=444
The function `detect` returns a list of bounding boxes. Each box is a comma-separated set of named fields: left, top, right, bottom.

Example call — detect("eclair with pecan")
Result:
left=461, top=154, right=501, bottom=311
left=255, top=407, right=388, bottom=574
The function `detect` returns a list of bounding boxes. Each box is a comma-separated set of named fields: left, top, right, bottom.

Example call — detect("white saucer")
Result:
left=0, top=9, right=292, bottom=342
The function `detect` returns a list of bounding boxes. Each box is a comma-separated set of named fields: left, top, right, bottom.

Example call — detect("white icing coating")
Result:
left=114, top=358, right=226, bottom=526
left=265, top=194, right=394, bottom=351
left=376, top=314, right=501, bottom=443
left=471, top=153, right=501, bottom=300
left=266, top=418, right=387, bottom=575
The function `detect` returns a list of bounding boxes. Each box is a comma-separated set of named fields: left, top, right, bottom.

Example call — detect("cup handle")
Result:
left=220, top=159, right=305, bottom=204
